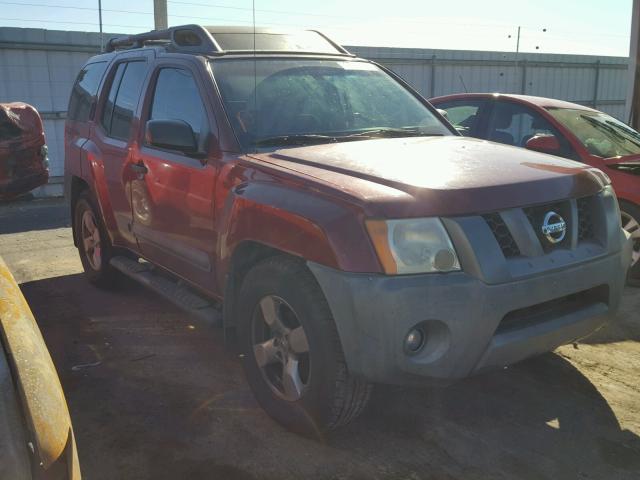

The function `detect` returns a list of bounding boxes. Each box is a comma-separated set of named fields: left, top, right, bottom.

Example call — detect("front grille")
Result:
left=483, top=212, right=520, bottom=258
left=523, top=200, right=571, bottom=252
left=496, top=285, right=609, bottom=334
left=483, top=194, right=600, bottom=259
left=577, top=196, right=595, bottom=241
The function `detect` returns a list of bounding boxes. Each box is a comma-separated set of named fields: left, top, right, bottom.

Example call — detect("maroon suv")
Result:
left=65, top=25, right=631, bottom=434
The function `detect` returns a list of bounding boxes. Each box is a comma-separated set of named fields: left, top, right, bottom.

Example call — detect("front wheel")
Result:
left=238, top=256, right=372, bottom=436
left=620, top=200, right=640, bottom=286
left=73, top=191, right=118, bottom=287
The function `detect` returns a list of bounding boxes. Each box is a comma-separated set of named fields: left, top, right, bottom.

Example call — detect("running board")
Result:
left=110, top=256, right=222, bottom=326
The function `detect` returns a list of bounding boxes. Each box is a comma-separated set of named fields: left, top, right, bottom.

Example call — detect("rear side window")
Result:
left=434, top=100, right=486, bottom=136
left=100, top=61, right=148, bottom=141
left=149, top=68, right=209, bottom=146
left=68, top=61, right=107, bottom=121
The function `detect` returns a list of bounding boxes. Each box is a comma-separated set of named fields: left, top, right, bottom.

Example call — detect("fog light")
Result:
left=404, top=328, right=425, bottom=354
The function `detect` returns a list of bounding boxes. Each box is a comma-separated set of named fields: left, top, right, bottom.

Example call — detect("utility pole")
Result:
left=508, top=26, right=521, bottom=92
left=98, top=0, right=103, bottom=52
left=508, top=26, right=546, bottom=93
left=153, top=0, right=168, bottom=30
left=626, top=0, right=639, bottom=128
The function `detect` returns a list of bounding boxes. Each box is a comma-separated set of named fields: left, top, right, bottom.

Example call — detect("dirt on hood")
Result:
left=0, top=102, right=48, bottom=200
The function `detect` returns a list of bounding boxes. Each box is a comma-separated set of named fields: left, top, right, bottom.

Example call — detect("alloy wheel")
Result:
left=81, top=210, right=102, bottom=270
left=621, top=210, right=640, bottom=267
left=251, top=295, right=310, bottom=401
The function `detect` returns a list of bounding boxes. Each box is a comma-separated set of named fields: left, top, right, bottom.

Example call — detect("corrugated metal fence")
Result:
left=348, top=45, right=629, bottom=120
left=0, top=27, right=630, bottom=197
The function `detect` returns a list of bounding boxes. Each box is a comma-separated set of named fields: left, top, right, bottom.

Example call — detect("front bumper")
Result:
left=308, top=246, right=630, bottom=385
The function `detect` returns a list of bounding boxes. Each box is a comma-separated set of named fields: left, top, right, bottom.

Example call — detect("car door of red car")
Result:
left=484, top=99, right=579, bottom=159
left=92, top=53, right=152, bottom=248
left=131, top=61, right=219, bottom=291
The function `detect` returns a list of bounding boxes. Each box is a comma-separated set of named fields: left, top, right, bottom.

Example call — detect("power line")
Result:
left=0, top=1, right=151, bottom=15
left=0, top=16, right=149, bottom=29
left=0, top=1, right=629, bottom=42
left=167, top=0, right=347, bottom=19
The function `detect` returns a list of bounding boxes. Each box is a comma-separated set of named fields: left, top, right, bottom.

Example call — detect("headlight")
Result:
left=366, top=218, right=461, bottom=274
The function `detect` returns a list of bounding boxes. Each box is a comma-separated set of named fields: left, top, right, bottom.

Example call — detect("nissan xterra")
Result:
left=64, top=25, right=632, bottom=434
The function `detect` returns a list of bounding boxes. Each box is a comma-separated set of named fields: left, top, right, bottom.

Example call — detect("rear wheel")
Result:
left=73, top=191, right=118, bottom=287
left=620, top=200, right=640, bottom=286
left=238, top=256, right=372, bottom=436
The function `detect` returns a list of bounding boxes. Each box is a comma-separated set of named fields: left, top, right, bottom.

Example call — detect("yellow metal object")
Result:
left=0, top=256, right=81, bottom=479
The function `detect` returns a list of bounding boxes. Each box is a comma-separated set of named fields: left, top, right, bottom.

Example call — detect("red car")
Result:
left=0, top=102, right=49, bottom=201
left=431, top=93, right=640, bottom=283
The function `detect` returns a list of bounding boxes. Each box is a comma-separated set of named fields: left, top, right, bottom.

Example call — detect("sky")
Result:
left=0, top=0, right=633, bottom=57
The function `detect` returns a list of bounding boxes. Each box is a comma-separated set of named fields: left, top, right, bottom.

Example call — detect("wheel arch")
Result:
left=222, top=240, right=305, bottom=334
left=69, top=175, right=90, bottom=248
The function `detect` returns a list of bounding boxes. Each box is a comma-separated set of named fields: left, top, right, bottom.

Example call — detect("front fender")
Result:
left=217, top=180, right=381, bottom=286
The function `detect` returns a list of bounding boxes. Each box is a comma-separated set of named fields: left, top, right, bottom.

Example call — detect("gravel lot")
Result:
left=1, top=198, right=639, bottom=480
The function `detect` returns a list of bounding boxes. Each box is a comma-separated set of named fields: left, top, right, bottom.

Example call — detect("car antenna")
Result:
left=252, top=0, right=257, bottom=153
left=459, top=75, right=469, bottom=93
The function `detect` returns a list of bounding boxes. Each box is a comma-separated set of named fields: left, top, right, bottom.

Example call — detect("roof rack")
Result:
left=106, top=24, right=222, bottom=54
left=106, top=24, right=352, bottom=56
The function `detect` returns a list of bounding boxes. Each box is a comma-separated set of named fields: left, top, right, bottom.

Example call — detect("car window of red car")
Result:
left=487, top=101, right=556, bottom=147
left=546, top=108, right=640, bottom=158
left=431, top=100, right=485, bottom=136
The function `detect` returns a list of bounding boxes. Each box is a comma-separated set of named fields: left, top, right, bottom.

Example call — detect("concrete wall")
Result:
left=0, top=28, right=104, bottom=197
left=0, top=27, right=630, bottom=197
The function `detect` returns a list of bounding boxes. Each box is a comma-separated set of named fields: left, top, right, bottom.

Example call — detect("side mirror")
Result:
left=525, top=134, right=560, bottom=154
left=145, top=119, right=198, bottom=155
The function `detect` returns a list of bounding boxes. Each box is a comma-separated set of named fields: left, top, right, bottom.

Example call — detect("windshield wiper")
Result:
left=252, top=128, right=441, bottom=147
left=581, top=115, right=640, bottom=148
left=253, top=134, right=336, bottom=147
left=337, top=128, right=441, bottom=139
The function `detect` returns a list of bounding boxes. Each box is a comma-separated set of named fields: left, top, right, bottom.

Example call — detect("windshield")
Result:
left=546, top=107, right=640, bottom=158
left=211, top=58, right=451, bottom=150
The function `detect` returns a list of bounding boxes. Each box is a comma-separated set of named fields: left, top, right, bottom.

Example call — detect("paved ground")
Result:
left=1, top=198, right=640, bottom=480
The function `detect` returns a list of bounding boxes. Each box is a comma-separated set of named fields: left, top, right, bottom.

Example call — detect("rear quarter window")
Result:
left=100, top=61, right=148, bottom=141
left=67, top=61, right=108, bottom=122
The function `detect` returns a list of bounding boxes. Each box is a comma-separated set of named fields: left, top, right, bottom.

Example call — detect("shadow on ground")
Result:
left=0, top=198, right=69, bottom=234
left=19, top=273, right=640, bottom=480
left=581, top=287, right=640, bottom=344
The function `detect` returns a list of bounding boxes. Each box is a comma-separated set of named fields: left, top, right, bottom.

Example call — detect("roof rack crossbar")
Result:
left=106, top=24, right=221, bottom=54
left=307, top=30, right=351, bottom=55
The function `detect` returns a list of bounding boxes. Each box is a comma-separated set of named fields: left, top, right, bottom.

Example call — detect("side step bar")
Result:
left=110, top=256, right=222, bottom=326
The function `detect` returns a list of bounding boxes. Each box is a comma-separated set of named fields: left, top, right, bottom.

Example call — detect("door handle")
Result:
left=130, top=162, right=148, bottom=175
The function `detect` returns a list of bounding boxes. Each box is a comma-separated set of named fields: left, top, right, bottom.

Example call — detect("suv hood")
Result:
left=250, top=136, right=608, bottom=217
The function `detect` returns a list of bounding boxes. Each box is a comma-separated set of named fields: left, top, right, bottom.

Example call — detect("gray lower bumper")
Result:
left=308, top=250, right=628, bottom=386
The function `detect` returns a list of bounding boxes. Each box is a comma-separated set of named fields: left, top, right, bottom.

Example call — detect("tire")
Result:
left=619, top=200, right=640, bottom=286
left=238, top=256, right=372, bottom=436
left=73, top=190, right=119, bottom=287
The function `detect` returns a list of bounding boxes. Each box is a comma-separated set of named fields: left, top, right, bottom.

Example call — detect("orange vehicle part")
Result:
left=0, top=256, right=80, bottom=479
